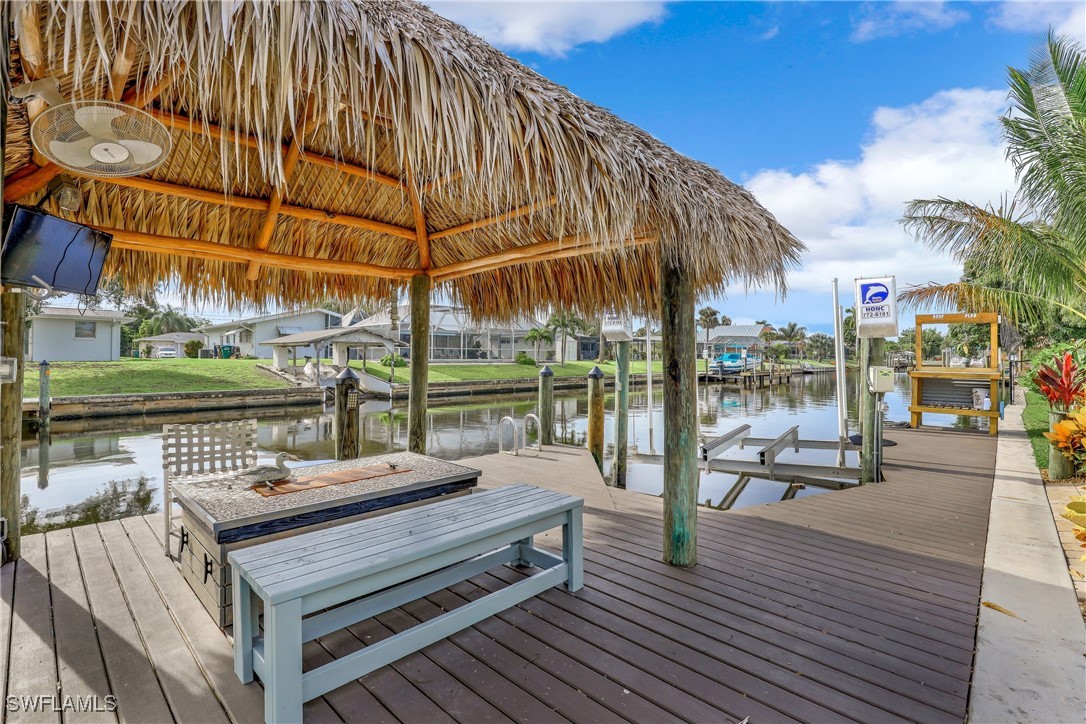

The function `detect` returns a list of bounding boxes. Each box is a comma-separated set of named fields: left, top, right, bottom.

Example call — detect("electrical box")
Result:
left=0, top=357, right=17, bottom=384
left=868, top=366, right=894, bottom=393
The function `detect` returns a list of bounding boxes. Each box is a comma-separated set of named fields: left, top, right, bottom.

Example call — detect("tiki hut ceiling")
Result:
left=3, top=0, right=803, bottom=320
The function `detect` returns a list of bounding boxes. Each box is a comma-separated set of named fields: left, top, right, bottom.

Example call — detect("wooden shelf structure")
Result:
left=908, top=313, right=1000, bottom=435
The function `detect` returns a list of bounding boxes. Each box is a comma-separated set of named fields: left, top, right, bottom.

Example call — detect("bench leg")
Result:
left=563, top=507, right=584, bottom=591
left=233, top=572, right=258, bottom=683
left=264, top=598, right=304, bottom=724
left=514, top=536, right=533, bottom=567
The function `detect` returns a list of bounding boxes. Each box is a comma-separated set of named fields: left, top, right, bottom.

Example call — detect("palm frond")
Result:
left=898, top=281, right=1086, bottom=324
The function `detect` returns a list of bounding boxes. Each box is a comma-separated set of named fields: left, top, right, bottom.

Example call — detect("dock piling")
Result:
left=38, top=360, right=50, bottom=430
left=538, top=365, right=554, bottom=446
left=587, top=366, right=605, bottom=473
left=334, top=367, right=361, bottom=460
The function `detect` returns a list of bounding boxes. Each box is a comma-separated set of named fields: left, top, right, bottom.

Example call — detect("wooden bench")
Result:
left=229, top=483, right=584, bottom=723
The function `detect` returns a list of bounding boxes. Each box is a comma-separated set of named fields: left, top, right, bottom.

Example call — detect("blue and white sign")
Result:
left=854, top=276, right=898, bottom=338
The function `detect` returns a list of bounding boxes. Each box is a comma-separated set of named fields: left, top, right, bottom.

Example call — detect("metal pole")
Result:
left=645, top=320, right=655, bottom=454
left=831, top=279, right=848, bottom=463
left=587, top=366, right=605, bottom=473
left=613, top=340, right=630, bottom=488
left=538, top=365, right=554, bottom=446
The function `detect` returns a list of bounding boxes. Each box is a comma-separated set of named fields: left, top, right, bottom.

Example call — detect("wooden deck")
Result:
left=1, top=430, right=996, bottom=723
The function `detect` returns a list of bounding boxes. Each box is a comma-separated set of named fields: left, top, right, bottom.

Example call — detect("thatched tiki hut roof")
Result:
left=3, top=0, right=801, bottom=320
left=2, top=0, right=803, bottom=567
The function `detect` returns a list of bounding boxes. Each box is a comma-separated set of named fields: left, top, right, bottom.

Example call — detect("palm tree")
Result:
left=696, top=307, right=721, bottom=372
left=806, top=332, right=834, bottom=361
left=777, top=322, right=807, bottom=359
left=546, top=311, right=588, bottom=366
left=900, top=35, right=1086, bottom=324
left=524, top=327, right=554, bottom=362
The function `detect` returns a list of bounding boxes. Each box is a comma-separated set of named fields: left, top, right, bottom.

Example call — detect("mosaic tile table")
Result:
left=172, top=452, right=480, bottom=627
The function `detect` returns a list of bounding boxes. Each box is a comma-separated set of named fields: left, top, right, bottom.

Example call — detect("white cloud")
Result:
left=427, top=1, right=669, bottom=56
left=759, top=25, right=781, bottom=41
left=745, top=88, right=1016, bottom=295
left=850, top=1, right=970, bottom=42
left=989, top=1, right=1086, bottom=44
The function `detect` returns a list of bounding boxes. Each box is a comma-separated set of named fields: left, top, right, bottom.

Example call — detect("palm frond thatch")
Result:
left=4, top=0, right=803, bottom=320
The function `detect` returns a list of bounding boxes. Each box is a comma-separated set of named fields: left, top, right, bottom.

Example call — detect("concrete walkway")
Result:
left=969, top=405, right=1086, bottom=723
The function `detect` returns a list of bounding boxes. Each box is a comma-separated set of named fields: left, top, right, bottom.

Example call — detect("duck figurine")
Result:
left=239, top=452, right=300, bottom=488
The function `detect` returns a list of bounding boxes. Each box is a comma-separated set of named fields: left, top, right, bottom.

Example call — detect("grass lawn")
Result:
left=351, top=360, right=665, bottom=385
left=23, top=358, right=290, bottom=398
left=1022, top=390, right=1053, bottom=471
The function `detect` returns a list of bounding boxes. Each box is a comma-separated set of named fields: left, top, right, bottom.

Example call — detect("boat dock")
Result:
left=2, top=429, right=999, bottom=722
left=698, top=364, right=833, bottom=388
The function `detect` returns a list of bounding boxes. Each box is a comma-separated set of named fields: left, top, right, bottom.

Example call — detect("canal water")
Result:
left=19, top=371, right=979, bottom=532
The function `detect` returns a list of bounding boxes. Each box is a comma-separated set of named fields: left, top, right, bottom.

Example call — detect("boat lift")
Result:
left=632, top=423, right=862, bottom=510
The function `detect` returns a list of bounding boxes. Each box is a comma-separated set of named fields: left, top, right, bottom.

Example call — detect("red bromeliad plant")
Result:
left=1033, top=352, right=1086, bottom=411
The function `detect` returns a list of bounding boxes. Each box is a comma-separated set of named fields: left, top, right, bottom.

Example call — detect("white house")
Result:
left=357, top=304, right=544, bottom=362
left=28, top=307, right=134, bottom=362
left=133, top=332, right=208, bottom=358
left=195, top=308, right=342, bottom=359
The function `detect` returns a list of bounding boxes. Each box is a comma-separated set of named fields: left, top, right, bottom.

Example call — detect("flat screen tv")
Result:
left=1, top=205, right=112, bottom=296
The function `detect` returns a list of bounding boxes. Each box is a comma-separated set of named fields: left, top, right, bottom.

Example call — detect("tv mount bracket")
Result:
left=19, top=275, right=59, bottom=302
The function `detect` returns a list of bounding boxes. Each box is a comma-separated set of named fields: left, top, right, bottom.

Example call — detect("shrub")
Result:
left=142, top=344, right=152, bottom=359
left=380, top=354, right=407, bottom=367
left=183, top=339, right=204, bottom=358
left=1032, top=351, right=1086, bottom=410
left=515, top=352, right=536, bottom=366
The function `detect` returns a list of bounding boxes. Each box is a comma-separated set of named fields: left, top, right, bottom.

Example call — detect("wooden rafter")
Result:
left=431, top=234, right=658, bottom=282
left=98, top=226, right=419, bottom=280
left=405, top=168, right=431, bottom=270
left=429, top=196, right=558, bottom=242
left=244, top=105, right=325, bottom=281
left=108, top=27, right=139, bottom=102
left=300, top=152, right=404, bottom=189
left=102, top=176, right=417, bottom=239
left=3, top=164, right=58, bottom=202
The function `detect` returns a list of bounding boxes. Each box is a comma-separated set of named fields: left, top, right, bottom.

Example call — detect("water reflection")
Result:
left=21, top=371, right=975, bottom=530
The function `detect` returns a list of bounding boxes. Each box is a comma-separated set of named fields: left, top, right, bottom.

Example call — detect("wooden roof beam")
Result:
left=429, top=196, right=557, bottom=242
left=108, top=26, right=139, bottom=102
left=98, top=226, right=419, bottom=280
left=102, top=176, right=417, bottom=239
left=423, top=171, right=461, bottom=194
left=3, top=163, right=59, bottom=202
left=431, top=234, right=658, bottom=283
left=405, top=168, right=431, bottom=270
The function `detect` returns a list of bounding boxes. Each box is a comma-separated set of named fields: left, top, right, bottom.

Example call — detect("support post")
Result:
left=408, top=274, right=430, bottom=454
left=860, top=337, right=884, bottom=483
left=1, top=290, right=25, bottom=562
left=37, top=360, right=50, bottom=430
left=333, top=367, right=361, bottom=460
left=586, top=366, right=605, bottom=473
left=612, top=340, right=630, bottom=488
left=660, top=255, right=698, bottom=567
left=538, top=365, right=554, bottom=446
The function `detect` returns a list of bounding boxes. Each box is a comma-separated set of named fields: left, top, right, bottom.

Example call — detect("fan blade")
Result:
left=117, top=139, right=165, bottom=166
left=73, top=105, right=125, bottom=138
left=48, top=137, right=99, bottom=167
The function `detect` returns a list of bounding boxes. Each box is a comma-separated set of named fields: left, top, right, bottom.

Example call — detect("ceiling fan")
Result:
left=13, top=78, right=172, bottom=178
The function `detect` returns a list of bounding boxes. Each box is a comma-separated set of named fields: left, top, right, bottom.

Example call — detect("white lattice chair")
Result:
left=161, top=419, right=259, bottom=556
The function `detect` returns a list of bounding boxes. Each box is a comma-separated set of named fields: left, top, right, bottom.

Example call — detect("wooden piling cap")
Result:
left=539, top=365, right=554, bottom=377
left=587, top=366, right=605, bottom=379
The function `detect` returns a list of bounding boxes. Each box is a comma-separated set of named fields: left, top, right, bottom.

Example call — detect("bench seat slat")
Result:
left=259, top=505, right=574, bottom=604
left=238, top=487, right=559, bottom=578
left=229, top=483, right=540, bottom=565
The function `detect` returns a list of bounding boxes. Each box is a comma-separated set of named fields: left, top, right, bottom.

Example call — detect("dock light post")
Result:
left=334, top=367, right=361, bottom=460
left=538, top=365, right=554, bottom=445
left=587, top=366, right=605, bottom=473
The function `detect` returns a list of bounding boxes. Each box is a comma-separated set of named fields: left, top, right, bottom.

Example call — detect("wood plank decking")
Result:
left=1, top=430, right=996, bottom=723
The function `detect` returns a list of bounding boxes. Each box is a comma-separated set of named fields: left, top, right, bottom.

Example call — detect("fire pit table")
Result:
left=170, top=451, right=480, bottom=627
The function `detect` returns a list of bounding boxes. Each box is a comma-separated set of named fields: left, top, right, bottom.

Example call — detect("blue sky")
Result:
left=430, top=0, right=1085, bottom=333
